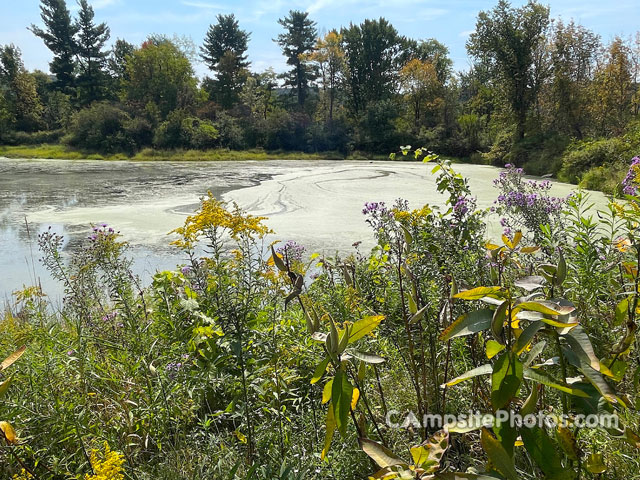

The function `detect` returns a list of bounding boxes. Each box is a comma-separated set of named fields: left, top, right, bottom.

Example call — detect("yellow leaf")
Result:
left=0, top=346, right=26, bottom=371
left=234, top=430, right=247, bottom=444
left=351, top=388, right=360, bottom=410
left=322, top=379, right=333, bottom=404
left=0, top=421, right=17, bottom=444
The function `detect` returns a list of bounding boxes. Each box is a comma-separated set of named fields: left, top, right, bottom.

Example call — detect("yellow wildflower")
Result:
left=85, top=443, right=125, bottom=480
left=171, top=192, right=272, bottom=249
left=12, top=469, right=33, bottom=480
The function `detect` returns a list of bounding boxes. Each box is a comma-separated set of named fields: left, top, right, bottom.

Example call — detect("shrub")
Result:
left=153, top=109, right=219, bottom=149
left=65, top=103, right=135, bottom=153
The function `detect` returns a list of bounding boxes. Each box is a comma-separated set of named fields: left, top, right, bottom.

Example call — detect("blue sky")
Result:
left=1, top=0, right=638, bottom=79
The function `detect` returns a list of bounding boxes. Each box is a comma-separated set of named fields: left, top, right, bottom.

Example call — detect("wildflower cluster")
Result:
left=621, top=156, right=640, bottom=195
left=12, top=469, right=33, bottom=480
left=171, top=192, right=272, bottom=249
left=276, top=240, right=306, bottom=263
left=493, top=164, right=568, bottom=242
left=85, top=443, right=125, bottom=480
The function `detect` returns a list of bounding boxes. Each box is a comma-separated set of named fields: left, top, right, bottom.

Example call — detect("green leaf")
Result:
left=348, top=350, right=385, bottom=364
left=556, top=251, right=567, bottom=286
left=410, top=430, right=449, bottom=473
left=564, top=326, right=600, bottom=371
left=349, top=315, right=384, bottom=343
left=485, top=340, right=505, bottom=359
left=615, top=297, right=629, bottom=326
left=408, top=304, right=428, bottom=325
left=332, top=370, right=353, bottom=437
left=271, top=245, right=287, bottom=272
left=311, top=357, right=330, bottom=384
left=439, top=309, right=493, bottom=341
left=514, top=321, right=545, bottom=354
left=520, top=426, right=567, bottom=479
left=520, top=385, right=539, bottom=416
left=517, top=301, right=575, bottom=316
left=360, top=438, right=406, bottom=468
left=453, top=286, right=503, bottom=301
left=321, top=405, right=336, bottom=460
left=444, top=364, right=492, bottom=387
left=524, top=341, right=547, bottom=367
left=523, top=368, right=589, bottom=397
left=480, top=428, right=518, bottom=480
left=322, top=379, right=333, bottom=404
left=491, top=301, right=508, bottom=342
left=491, top=352, right=523, bottom=410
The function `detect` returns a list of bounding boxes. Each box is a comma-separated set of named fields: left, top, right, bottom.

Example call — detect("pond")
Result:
left=0, top=158, right=609, bottom=302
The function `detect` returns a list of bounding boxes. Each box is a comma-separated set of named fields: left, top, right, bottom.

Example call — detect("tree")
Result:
left=549, top=20, right=600, bottom=138
left=75, top=0, right=110, bottom=104
left=399, top=58, right=440, bottom=130
left=467, top=0, right=550, bottom=140
left=276, top=10, right=317, bottom=107
left=123, top=38, right=198, bottom=119
left=341, top=18, right=405, bottom=116
left=201, top=14, right=250, bottom=109
left=405, top=38, right=452, bottom=84
left=30, top=0, right=78, bottom=93
left=0, top=45, right=43, bottom=131
left=107, top=39, right=134, bottom=95
left=305, top=30, right=345, bottom=124
left=590, top=37, right=634, bottom=135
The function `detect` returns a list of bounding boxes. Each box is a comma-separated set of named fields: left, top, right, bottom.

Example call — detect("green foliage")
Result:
left=153, top=109, right=219, bottom=149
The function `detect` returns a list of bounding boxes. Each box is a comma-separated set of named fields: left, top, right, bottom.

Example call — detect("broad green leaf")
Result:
left=520, top=426, right=567, bottom=479
left=556, top=251, right=567, bottom=286
left=520, top=385, right=539, bottom=416
left=514, top=275, right=544, bottom=291
left=454, top=286, right=503, bottom=301
left=514, top=321, right=545, bottom=354
left=321, top=405, right=336, bottom=460
left=311, top=357, right=330, bottom=384
left=524, top=341, right=547, bottom=367
left=615, top=297, right=629, bottom=326
left=322, top=379, right=333, bottom=404
left=408, top=304, right=428, bottom=325
left=270, top=246, right=287, bottom=272
left=491, top=301, right=508, bottom=341
left=332, top=370, right=353, bottom=437
left=439, top=309, right=492, bottom=341
left=443, top=364, right=492, bottom=387
left=494, top=417, right=517, bottom=458
left=517, top=301, right=575, bottom=316
left=349, top=315, right=384, bottom=343
left=564, top=326, right=600, bottom=371
left=523, top=368, right=589, bottom=397
left=348, top=350, right=385, bottom=364
left=480, top=428, right=518, bottom=480
left=491, top=352, right=523, bottom=409
left=408, top=293, right=418, bottom=315
left=486, top=340, right=505, bottom=359
left=360, top=438, right=406, bottom=468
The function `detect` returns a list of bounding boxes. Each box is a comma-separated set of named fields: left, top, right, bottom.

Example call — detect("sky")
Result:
left=1, top=0, right=638, bottom=79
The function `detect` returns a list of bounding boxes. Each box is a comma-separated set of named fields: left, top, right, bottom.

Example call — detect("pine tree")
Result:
left=29, top=0, right=78, bottom=93
left=276, top=10, right=317, bottom=107
left=200, top=14, right=250, bottom=109
left=75, top=0, right=110, bottom=104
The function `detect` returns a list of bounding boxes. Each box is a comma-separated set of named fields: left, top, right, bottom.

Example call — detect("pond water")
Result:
left=0, top=158, right=609, bottom=302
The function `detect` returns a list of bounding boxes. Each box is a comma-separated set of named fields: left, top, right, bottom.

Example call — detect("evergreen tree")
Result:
left=276, top=10, right=317, bottom=107
left=74, top=0, right=110, bottom=104
left=200, top=14, right=250, bottom=109
left=29, top=0, right=78, bottom=93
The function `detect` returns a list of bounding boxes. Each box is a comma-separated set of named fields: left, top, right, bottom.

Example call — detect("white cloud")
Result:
left=458, top=29, right=474, bottom=37
left=181, top=1, right=227, bottom=10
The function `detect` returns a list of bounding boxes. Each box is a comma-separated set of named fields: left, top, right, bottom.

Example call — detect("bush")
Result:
left=153, top=109, right=219, bottom=149
left=65, top=103, right=135, bottom=153
left=0, top=129, right=64, bottom=146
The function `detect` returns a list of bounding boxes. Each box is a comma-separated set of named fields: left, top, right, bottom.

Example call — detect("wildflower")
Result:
left=171, top=192, right=272, bottom=249
left=622, top=156, right=640, bottom=195
left=85, top=443, right=125, bottom=480
left=277, top=240, right=306, bottom=263
left=181, top=266, right=192, bottom=275
left=12, top=469, right=33, bottom=480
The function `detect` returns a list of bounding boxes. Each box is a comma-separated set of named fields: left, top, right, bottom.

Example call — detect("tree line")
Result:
left=0, top=0, right=639, bottom=181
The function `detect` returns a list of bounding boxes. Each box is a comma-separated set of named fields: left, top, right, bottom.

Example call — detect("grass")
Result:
left=0, top=144, right=396, bottom=162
